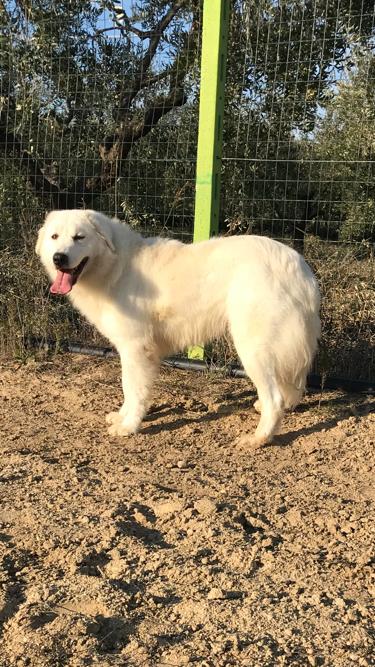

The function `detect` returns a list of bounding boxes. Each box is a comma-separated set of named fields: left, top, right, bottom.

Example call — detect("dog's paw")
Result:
left=253, top=399, right=262, bottom=414
left=107, top=418, right=140, bottom=437
left=106, top=411, right=124, bottom=425
left=235, top=432, right=268, bottom=451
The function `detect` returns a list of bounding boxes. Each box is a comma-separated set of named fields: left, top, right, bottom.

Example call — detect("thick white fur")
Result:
left=36, top=209, right=321, bottom=447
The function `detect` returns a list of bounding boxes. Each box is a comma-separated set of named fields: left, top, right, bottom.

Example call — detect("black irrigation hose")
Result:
left=163, top=356, right=247, bottom=378
left=27, top=336, right=374, bottom=394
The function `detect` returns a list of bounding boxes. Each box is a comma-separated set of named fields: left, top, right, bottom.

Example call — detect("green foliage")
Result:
left=220, top=2, right=375, bottom=241
left=0, top=0, right=199, bottom=211
left=305, top=53, right=375, bottom=242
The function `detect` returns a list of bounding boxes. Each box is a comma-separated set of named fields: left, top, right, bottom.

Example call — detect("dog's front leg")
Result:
left=106, top=344, right=159, bottom=436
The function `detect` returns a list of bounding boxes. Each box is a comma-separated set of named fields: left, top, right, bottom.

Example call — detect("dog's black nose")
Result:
left=53, top=252, right=69, bottom=269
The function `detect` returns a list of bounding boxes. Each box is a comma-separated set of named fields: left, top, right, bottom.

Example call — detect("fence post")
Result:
left=188, top=0, right=230, bottom=360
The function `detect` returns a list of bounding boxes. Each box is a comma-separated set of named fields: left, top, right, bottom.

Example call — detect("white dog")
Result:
left=36, top=209, right=320, bottom=447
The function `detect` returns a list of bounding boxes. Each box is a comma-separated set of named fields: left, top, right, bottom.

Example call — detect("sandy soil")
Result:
left=0, top=355, right=374, bottom=667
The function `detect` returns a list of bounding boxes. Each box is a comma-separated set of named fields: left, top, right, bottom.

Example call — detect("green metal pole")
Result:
left=189, top=0, right=230, bottom=360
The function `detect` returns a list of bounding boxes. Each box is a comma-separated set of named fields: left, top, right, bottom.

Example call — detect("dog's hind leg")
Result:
left=107, top=342, right=159, bottom=436
left=254, top=383, right=304, bottom=415
left=280, top=382, right=305, bottom=411
left=232, top=336, right=284, bottom=449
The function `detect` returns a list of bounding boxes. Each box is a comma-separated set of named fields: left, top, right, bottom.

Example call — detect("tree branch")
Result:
left=125, top=87, right=187, bottom=146
left=99, top=87, right=187, bottom=166
left=94, top=22, right=152, bottom=40
left=139, top=0, right=186, bottom=76
left=138, top=68, right=173, bottom=89
left=0, top=1, right=192, bottom=209
left=118, top=0, right=187, bottom=112
left=0, top=84, right=187, bottom=209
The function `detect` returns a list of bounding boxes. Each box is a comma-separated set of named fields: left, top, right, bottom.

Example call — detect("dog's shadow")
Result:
left=275, top=392, right=374, bottom=448
left=140, top=391, right=374, bottom=446
left=141, top=391, right=257, bottom=436
left=141, top=409, right=239, bottom=436
left=275, top=416, right=347, bottom=449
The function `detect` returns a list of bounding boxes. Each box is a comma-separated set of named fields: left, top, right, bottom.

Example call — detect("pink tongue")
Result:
left=50, top=270, right=74, bottom=295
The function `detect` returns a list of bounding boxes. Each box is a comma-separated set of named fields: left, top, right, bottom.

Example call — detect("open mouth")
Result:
left=50, top=257, right=89, bottom=295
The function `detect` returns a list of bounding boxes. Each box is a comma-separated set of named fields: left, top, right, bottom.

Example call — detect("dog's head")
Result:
left=36, top=209, right=116, bottom=295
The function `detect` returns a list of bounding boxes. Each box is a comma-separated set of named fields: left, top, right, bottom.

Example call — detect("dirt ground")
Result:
left=0, top=355, right=374, bottom=667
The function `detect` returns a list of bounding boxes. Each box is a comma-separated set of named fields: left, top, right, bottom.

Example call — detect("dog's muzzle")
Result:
left=53, top=252, right=69, bottom=269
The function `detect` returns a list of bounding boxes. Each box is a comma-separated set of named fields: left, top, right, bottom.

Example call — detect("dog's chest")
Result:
left=71, top=289, right=110, bottom=333
left=74, top=291, right=135, bottom=346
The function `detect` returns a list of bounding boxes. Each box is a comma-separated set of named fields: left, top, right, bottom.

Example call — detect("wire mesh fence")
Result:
left=0, top=0, right=374, bottom=385
left=221, top=0, right=375, bottom=384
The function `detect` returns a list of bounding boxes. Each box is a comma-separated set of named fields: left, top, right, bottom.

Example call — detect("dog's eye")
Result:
left=51, top=233, right=59, bottom=240
left=73, top=234, right=85, bottom=241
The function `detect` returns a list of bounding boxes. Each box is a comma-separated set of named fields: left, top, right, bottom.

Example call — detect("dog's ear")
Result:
left=35, top=226, right=45, bottom=256
left=87, top=214, right=116, bottom=253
